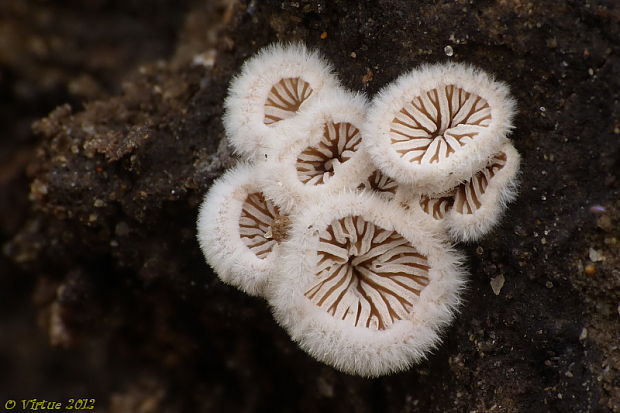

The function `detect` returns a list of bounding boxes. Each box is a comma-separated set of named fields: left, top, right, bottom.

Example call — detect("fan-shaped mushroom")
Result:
left=364, top=62, right=516, bottom=195
left=223, top=43, right=339, bottom=158
left=269, top=192, right=465, bottom=377
left=197, top=164, right=290, bottom=297
left=258, top=90, right=374, bottom=212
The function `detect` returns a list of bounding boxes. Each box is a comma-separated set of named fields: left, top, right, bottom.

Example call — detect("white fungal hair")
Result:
left=223, top=43, right=339, bottom=159
left=399, top=142, right=521, bottom=242
left=443, top=142, right=521, bottom=241
left=196, top=45, right=521, bottom=377
left=257, top=89, right=373, bottom=213
left=363, top=62, right=516, bottom=195
left=197, top=163, right=287, bottom=297
left=268, top=191, right=466, bottom=377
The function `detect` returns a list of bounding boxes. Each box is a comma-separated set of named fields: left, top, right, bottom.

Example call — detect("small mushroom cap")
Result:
left=258, top=89, right=373, bottom=213
left=444, top=142, right=521, bottom=242
left=405, top=142, right=520, bottom=242
left=223, top=43, right=339, bottom=159
left=363, top=62, right=516, bottom=194
left=197, top=163, right=288, bottom=297
left=268, top=191, right=465, bottom=377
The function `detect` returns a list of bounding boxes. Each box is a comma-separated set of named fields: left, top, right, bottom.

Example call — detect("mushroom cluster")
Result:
left=197, top=44, right=520, bottom=377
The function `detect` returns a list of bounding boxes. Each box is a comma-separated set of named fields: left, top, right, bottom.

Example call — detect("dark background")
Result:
left=1, top=0, right=618, bottom=411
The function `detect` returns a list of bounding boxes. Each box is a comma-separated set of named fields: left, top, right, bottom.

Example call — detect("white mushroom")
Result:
left=197, top=163, right=290, bottom=297
left=258, top=90, right=374, bottom=212
left=363, top=62, right=516, bottom=195
left=269, top=191, right=465, bottom=377
left=223, top=43, right=339, bottom=159
left=197, top=45, right=521, bottom=377
left=413, top=142, right=521, bottom=242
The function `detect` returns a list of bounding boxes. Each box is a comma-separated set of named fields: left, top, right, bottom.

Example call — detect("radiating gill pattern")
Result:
left=420, top=193, right=455, bottom=220
left=358, top=170, right=398, bottom=198
left=304, top=216, right=430, bottom=330
left=239, top=192, right=288, bottom=258
left=390, top=85, right=492, bottom=164
left=454, top=152, right=507, bottom=214
left=264, top=77, right=313, bottom=125
left=296, top=122, right=362, bottom=185
left=419, top=151, right=507, bottom=218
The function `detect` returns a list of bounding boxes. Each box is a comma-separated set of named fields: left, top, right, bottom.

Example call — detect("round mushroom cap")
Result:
left=363, top=62, right=516, bottom=195
left=269, top=191, right=465, bottom=377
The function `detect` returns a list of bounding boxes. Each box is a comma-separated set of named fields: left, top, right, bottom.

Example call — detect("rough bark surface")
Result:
left=2, top=0, right=619, bottom=412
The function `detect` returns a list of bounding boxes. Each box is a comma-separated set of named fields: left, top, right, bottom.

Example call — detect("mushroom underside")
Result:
left=420, top=151, right=508, bottom=219
left=239, top=192, right=290, bottom=258
left=357, top=170, right=398, bottom=198
left=304, top=215, right=430, bottom=331
left=264, top=77, right=313, bottom=125
left=389, top=84, right=492, bottom=165
left=296, top=121, right=362, bottom=185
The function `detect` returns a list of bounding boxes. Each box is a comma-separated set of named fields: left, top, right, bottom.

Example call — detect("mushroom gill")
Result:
left=264, top=77, right=313, bottom=125
left=453, top=151, right=506, bottom=214
left=419, top=151, right=507, bottom=218
left=239, top=192, right=289, bottom=258
left=304, top=215, right=430, bottom=330
left=296, top=122, right=362, bottom=185
left=358, top=170, right=398, bottom=198
left=419, top=193, right=455, bottom=219
left=390, top=85, right=491, bottom=164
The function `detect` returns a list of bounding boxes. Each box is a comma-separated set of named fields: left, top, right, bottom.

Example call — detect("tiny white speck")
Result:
left=444, top=45, right=454, bottom=57
left=589, top=248, right=604, bottom=262
left=490, top=274, right=505, bottom=295
left=192, top=50, right=217, bottom=68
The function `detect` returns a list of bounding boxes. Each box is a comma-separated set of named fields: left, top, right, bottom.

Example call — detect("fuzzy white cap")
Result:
left=198, top=46, right=522, bottom=377
left=197, top=163, right=287, bottom=297
left=268, top=191, right=465, bottom=377
left=407, top=142, right=521, bottom=242
left=223, top=43, right=339, bottom=159
left=363, top=62, right=516, bottom=194
left=257, top=90, right=373, bottom=213
left=444, top=142, right=521, bottom=242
